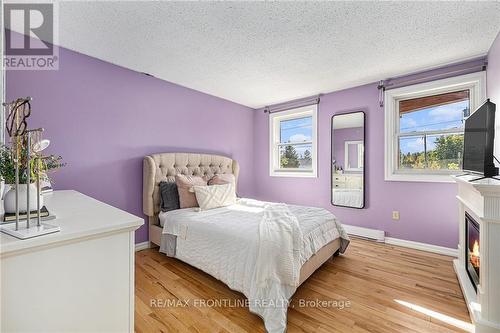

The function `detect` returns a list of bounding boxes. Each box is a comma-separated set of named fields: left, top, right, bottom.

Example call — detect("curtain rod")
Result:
left=377, top=59, right=487, bottom=107
left=379, top=64, right=486, bottom=91
left=264, top=95, right=321, bottom=114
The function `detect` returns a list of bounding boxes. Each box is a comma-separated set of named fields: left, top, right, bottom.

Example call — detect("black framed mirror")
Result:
left=331, top=111, right=365, bottom=209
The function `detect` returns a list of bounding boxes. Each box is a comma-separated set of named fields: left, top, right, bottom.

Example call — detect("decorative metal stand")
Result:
left=0, top=97, right=60, bottom=239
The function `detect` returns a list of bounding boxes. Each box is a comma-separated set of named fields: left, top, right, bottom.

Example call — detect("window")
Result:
left=269, top=104, right=317, bottom=177
left=345, top=140, right=364, bottom=171
left=385, top=72, right=486, bottom=182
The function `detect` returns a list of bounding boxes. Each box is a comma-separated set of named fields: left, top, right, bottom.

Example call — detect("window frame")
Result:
left=269, top=104, right=318, bottom=178
left=384, top=71, right=486, bottom=183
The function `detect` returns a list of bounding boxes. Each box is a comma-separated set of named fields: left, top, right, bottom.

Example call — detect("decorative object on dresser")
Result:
left=331, top=111, right=365, bottom=208
left=0, top=97, right=65, bottom=239
left=3, top=183, right=42, bottom=213
left=0, top=142, right=63, bottom=213
left=3, top=206, right=49, bottom=222
left=0, top=190, right=144, bottom=332
left=453, top=175, right=500, bottom=333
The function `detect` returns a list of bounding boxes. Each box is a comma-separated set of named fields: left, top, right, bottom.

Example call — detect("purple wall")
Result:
left=6, top=46, right=255, bottom=243
left=489, top=33, right=500, bottom=102
left=253, top=84, right=459, bottom=248
left=332, top=127, right=363, bottom=171
left=488, top=33, right=500, bottom=160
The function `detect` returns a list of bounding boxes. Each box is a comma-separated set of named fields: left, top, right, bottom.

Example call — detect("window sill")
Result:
left=385, top=172, right=458, bottom=183
left=270, top=170, right=317, bottom=178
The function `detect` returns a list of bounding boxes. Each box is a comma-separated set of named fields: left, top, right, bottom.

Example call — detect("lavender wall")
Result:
left=6, top=46, right=255, bottom=243
left=488, top=33, right=500, bottom=160
left=253, top=83, right=459, bottom=248
left=489, top=33, right=500, bottom=101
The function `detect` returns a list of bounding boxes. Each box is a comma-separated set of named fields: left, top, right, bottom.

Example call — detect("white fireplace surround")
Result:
left=454, top=175, right=500, bottom=333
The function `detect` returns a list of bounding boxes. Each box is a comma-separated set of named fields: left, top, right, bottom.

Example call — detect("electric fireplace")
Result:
left=453, top=176, right=500, bottom=331
left=465, top=212, right=480, bottom=291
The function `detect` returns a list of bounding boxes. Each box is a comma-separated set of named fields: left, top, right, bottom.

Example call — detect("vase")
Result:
left=4, top=184, right=44, bottom=214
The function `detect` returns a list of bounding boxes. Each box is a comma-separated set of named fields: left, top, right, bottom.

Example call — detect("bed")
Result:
left=332, top=188, right=364, bottom=208
left=143, top=152, right=349, bottom=333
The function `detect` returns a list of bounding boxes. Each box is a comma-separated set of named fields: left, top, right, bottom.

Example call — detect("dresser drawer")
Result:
left=333, top=175, right=346, bottom=182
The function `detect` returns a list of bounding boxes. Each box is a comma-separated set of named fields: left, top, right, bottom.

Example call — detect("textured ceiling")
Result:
left=54, top=2, right=500, bottom=108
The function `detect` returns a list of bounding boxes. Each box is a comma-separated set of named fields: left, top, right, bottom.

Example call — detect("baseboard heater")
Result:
left=342, top=224, right=385, bottom=242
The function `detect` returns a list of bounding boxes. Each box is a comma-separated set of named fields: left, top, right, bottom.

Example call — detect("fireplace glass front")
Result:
left=465, top=212, right=480, bottom=291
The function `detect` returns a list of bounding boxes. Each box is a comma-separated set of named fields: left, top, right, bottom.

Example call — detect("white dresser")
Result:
left=332, top=174, right=363, bottom=189
left=0, top=190, right=144, bottom=332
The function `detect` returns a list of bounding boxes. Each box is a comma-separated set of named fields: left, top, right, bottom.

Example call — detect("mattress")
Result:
left=159, top=198, right=344, bottom=264
left=332, top=188, right=363, bottom=207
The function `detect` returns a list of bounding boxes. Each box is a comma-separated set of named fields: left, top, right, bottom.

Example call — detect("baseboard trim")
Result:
left=385, top=237, right=458, bottom=257
left=134, top=232, right=457, bottom=256
left=135, top=241, right=151, bottom=252
left=342, top=224, right=385, bottom=242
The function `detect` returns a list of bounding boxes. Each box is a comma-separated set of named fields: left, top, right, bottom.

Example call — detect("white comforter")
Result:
left=160, top=198, right=349, bottom=333
left=332, top=189, right=363, bottom=208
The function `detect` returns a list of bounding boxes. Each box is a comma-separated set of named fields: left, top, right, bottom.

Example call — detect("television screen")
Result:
left=463, top=100, right=496, bottom=175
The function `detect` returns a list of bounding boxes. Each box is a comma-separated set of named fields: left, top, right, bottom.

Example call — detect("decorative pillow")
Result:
left=175, top=174, right=208, bottom=208
left=159, top=181, right=180, bottom=212
left=208, top=174, right=235, bottom=186
left=192, top=183, right=236, bottom=211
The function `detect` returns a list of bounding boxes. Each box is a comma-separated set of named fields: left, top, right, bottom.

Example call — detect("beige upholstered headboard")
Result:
left=143, top=152, right=240, bottom=217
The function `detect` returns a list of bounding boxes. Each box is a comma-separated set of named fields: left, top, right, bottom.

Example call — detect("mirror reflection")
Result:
left=331, top=112, right=365, bottom=208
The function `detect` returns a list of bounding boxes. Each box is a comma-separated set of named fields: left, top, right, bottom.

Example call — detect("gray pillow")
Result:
left=159, top=181, right=180, bottom=212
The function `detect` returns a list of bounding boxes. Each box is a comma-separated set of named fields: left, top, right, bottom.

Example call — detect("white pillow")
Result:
left=192, top=183, right=236, bottom=211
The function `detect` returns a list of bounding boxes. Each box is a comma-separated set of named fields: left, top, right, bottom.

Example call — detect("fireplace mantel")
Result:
left=453, top=175, right=500, bottom=333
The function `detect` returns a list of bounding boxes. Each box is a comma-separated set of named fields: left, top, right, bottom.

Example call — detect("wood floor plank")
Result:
left=135, top=238, right=471, bottom=333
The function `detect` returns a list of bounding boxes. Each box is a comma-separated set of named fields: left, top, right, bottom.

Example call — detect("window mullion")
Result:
left=424, top=133, right=428, bottom=169
left=277, top=141, right=313, bottom=146
left=398, top=128, right=463, bottom=138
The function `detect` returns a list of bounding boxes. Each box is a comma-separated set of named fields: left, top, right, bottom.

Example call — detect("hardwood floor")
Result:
left=135, top=238, right=471, bottom=333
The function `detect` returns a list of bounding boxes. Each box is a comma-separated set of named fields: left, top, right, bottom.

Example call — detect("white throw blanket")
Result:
left=250, top=203, right=303, bottom=333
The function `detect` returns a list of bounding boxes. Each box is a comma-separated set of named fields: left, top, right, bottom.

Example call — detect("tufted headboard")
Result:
left=143, top=152, right=240, bottom=217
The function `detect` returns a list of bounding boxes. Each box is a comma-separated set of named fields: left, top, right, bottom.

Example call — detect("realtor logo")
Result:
left=3, top=2, right=59, bottom=70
